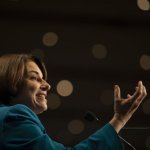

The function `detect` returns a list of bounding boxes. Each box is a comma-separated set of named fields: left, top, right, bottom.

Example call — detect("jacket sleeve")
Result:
left=74, top=123, right=124, bottom=150
left=1, top=104, right=124, bottom=150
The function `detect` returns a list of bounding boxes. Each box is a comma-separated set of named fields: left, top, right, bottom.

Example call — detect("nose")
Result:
left=40, top=81, right=51, bottom=91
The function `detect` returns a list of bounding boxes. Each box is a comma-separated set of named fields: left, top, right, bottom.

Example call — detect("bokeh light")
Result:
left=47, top=93, right=61, bottom=110
left=57, top=80, right=73, bottom=97
left=140, top=54, right=150, bottom=70
left=92, top=44, right=107, bottom=59
left=68, top=120, right=84, bottom=135
left=42, top=32, right=58, bottom=47
left=137, top=0, right=150, bottom=11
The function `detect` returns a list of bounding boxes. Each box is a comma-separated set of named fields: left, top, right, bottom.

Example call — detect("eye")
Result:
left=30, top=76, right=38, bottom=81
left=30, top=75, right=43, bottom=83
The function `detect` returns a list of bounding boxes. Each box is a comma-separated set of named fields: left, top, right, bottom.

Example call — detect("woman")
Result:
left=0, top=53, right=147, bottom=150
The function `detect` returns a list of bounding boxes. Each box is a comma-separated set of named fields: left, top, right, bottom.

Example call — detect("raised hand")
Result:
left=109, top=81, right=147, bottom=133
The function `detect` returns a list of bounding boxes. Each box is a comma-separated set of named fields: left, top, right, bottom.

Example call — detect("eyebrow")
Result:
left=28, top=71, right=43, bottom=79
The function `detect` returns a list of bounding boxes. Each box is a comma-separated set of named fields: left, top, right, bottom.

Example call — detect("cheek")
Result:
left=22, top=80, right=39, bottom=97
left=29, top=85, right=37, bottom=92
left=29, top=87, right=39, bottom=98
left=26, top=83, right=39, bottom=95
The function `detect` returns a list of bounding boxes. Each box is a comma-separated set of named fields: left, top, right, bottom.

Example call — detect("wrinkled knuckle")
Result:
left=134, top=101, right=139, bottom=108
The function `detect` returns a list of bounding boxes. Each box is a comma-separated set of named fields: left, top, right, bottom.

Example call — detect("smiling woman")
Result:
left=0, top=53, right=147, bottom=150
left=0, top=54, right=49, bottom=109
left=11, top=60, right=51, bottom=114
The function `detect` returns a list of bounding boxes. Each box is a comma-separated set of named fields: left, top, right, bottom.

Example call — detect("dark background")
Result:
left=0, top=0, right=150, bottom=149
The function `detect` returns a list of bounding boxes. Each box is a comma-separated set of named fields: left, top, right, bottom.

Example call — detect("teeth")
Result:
left=37, top=94, right=45, bottom=99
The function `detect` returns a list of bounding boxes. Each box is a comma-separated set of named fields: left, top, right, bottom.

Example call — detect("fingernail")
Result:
left=139, top=81, right=142, bottom=85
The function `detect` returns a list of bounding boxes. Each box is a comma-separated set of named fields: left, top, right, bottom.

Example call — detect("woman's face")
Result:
left=14, top=60, right=51, bottom=114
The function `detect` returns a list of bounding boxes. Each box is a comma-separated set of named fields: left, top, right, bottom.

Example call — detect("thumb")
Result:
left=114, top=85, right=121, bottom=100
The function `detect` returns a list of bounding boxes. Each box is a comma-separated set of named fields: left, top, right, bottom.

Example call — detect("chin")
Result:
left=42, top=104, right=48, bottom=111
left=35, top=102, right=48, bottom=114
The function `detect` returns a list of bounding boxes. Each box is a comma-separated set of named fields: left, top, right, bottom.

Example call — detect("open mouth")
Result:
left=36, top=93, right=46, bottom=100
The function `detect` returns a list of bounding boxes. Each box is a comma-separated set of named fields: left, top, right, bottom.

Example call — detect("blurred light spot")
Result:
left=31, top=49, right=45, bottom=59
left=57, top=80, right=73, bottom=97
left=142, top=99, right=150, bottom=114
left=140, top=54, right=150, bottom=70
left=137, top=0, right=150, bottom=11
left=145, top=136, right=150, bottom=149
left=68, top=120, right=84, bottom=135
left=42, top=32, right=58, bottom=47
left=92, top=44, right=107, bottom=59
left=100, top=89, right=113, bottom=105
left=47, top=93, right=61, bottom=110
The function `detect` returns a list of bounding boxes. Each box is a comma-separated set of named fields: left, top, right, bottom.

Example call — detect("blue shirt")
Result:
left=0, top=104, right=124, bottom=150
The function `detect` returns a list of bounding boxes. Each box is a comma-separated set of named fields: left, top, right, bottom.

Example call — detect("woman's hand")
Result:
left=109, top=81, right=147, bottom=133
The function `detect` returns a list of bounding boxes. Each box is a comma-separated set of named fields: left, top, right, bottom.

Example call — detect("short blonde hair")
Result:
left=0, top=54, right=47, bottom=104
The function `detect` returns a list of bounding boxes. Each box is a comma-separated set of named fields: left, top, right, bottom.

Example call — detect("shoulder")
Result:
left=1, top=104, right=44, bottom=130
left=7, top=104, right=36, bottom=118
left=2, top=104, right=37, bottom=121
left=0, top=105, right=47, bottom=148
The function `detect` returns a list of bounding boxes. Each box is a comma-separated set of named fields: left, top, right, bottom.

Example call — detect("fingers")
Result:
left=114, top=85, right=121, bottom=100
left=112, top=81, right=147, bottom=125
left=135, top=83, right=147, bottom=103
left=135, top=81, right=146, bottom=100
left=131, top=82, right=141, bottom=99
left=114, top=81, right=147, bottom=107
left=129, top=81, right=147, bottom=111
left=127, top=81, right=145, bottom=102
left=127, top=94, right=132, bottom=98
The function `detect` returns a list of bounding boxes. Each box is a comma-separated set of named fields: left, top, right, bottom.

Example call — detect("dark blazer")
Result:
left=0, top=104, right=124, bottom=150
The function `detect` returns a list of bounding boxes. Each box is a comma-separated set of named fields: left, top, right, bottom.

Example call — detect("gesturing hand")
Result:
left=109, top=81, right=147, bottom=133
